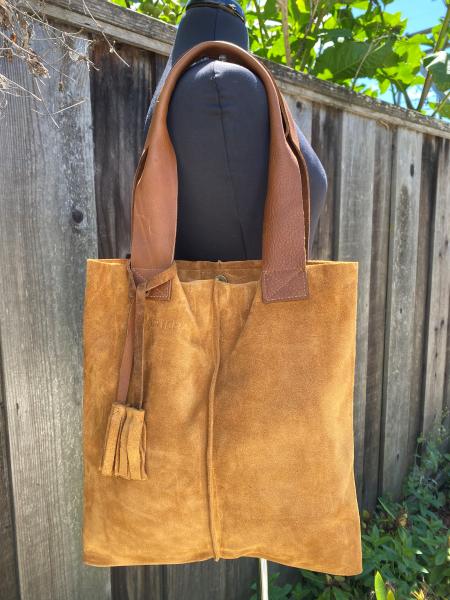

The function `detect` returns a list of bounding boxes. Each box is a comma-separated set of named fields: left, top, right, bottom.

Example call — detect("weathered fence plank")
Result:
left=362, top=123, right=393, bottom=510
left=444, top=313, right=450, bottom=449
left=407, top=136, right=439, bottom=465
left=381, top=129, right=423, bottom=499
left=310, top=105, right=343, bottom=260
left=111, top=566, right=164, bottom=600
left=90, top=41, right=154, bottom=259
left=284, top=95, right=313, bottom=141
left=0, top=27, right=109, bottom=600
left=165, top=560, right=257, bottom=600
left=422, top=139, right=450, bottom=435
left=31, top=0, right=175, bottom=55
left=335, top=112, right=376, bottom=500
left=0, top=365, right=20, bottom=600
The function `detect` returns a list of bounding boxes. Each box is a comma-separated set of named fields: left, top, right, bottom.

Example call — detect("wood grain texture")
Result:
left=0, top=351, right=20, bottom=600
left=27, top=0, right=176, bottom=55
left=284, top=94, right=313, bottom=141
left=0, top=25, right=109, bottom=600
left=362, top=123, right=393, bottom=510
left=90, top=41, right=154, bottom=259
left=164, top=559, right=258, bottom=600
left=111, top=566, right=164, bottom=600
left=151, top=52, right=170, bottom=99
left=310, top=104, right=343, bottom=260
left=381, top=128, right=423, bottom=499
left=422, top=139, right=450, bottom=435
left=111, top=560, right=257, bottom=600
left=271, top=62, right=450, bottom=141
left=443, top=304, right=450, bottom=451
left=407, top=136, right=438, bottom=466
left=335, top=113, right=376, bottom=501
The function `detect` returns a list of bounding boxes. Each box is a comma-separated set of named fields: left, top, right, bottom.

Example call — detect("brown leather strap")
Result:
left=260, top=63, right=310, bottom=255
left=276, top=93, right=311, bottom=255
left=131, top=40, right=310, bottom=303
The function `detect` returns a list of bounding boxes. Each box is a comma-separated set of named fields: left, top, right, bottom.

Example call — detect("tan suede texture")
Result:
left=82, top=257, right=362, bottom=575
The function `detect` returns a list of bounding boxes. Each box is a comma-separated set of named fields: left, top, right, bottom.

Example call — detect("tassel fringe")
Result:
left=99, top=403, right=148, bottom=480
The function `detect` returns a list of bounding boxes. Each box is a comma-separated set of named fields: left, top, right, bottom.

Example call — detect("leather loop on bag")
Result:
left=130, top=40, right=310, bottom=303
left=99, top=262, right=177, bottom=480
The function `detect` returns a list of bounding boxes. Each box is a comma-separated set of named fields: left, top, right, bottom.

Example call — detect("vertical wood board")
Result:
left=362, top=123, right=393, bottom=509
left=407, top=136, right=438, bottom=465
left=284, top=94, right=313, bottom=141
left=422, top=139, right=450, bottom=435
left=335, top=112, right=376, bottom=500
left=310, top=104, right=343, bottom=260
left=381, top=128, right=423, bottom=499
left=90, top=42, right=154, bottom=260
left=0, top=354, right=20, bottom=600
left=0, top=26, right=109, bottom=600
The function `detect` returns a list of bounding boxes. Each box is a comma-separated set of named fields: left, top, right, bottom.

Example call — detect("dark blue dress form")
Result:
left=145, top=6, right=327, bottom=260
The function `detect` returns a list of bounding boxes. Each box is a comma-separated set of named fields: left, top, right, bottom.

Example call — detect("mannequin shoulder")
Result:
left=171, top=57, right=268, bottom=112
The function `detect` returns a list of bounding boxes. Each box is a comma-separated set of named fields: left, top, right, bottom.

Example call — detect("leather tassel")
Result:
left=99, top=403, right=148, bottom=480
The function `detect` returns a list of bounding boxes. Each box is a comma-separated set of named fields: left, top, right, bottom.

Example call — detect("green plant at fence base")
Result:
left=374, top=571, right=396, bottom=600
left=110, top=1, right=450, bottom=120
left=248, top=425, right=450, bottom=599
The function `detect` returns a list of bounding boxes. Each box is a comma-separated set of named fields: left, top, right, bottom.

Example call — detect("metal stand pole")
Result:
left=259, top=558, right=269, bottom=600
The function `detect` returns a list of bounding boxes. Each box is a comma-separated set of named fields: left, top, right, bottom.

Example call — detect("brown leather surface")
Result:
left=130, top=40, right=309, bottom=303
left=277, top=92, right=311, bottom=254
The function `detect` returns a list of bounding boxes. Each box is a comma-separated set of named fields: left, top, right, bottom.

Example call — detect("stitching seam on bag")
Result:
left=148, top=286, right=169, bottom=299
left=206, top=282, right=222, bottom=560
left=262, top=270, right=306, bottom=300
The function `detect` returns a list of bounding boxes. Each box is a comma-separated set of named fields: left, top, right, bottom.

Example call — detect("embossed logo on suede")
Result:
left=146, top=318, right=184, bottom=330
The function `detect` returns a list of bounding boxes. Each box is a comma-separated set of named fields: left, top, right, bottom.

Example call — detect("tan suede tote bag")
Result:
left=82, top=40, right=362, bottom=575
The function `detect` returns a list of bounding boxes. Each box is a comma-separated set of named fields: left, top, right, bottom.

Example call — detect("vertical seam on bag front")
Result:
left=206, top=280, right=221, bottom=560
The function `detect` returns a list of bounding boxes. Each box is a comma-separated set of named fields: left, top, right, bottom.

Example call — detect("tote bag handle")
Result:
left=130, top=40, right=310, bottom=303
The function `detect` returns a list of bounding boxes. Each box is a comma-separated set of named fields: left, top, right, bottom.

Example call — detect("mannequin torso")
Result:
left=145, top=3, right=327, bottom=259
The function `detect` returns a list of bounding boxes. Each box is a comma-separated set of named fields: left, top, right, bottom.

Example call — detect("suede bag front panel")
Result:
left=82, top=258, right=362, bottom=575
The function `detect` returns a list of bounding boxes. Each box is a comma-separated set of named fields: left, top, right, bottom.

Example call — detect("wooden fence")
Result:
left=0, top=1, right=449, bottom=599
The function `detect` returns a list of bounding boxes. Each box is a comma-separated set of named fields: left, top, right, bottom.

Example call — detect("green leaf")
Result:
left=434, top=549, right=448, bottom=565
left=263, top=0, right=278, bottom=20
left=267, top=33, right=286, bottom=59
left=394, top=36, right=427, bottom=67
left=377, top=498, right=397, bottom=520
left=381, top=11, right=406, bottom=31
left=332, top=588, right=348, bottom=600
left=429, top=100, right=450, bottom=119
left=423, top=51, right=450, bottom=93
left=315, top=39, right=400, bottom=80
left=319, top=28, right=354, bottom=42
left=379, top=78, right=390, bottom=94
left=374, top=571, right=387, bottom=600
left=386, top=591, right=396, bottom=600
